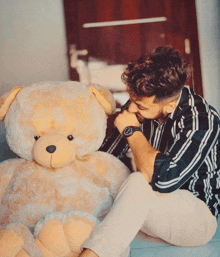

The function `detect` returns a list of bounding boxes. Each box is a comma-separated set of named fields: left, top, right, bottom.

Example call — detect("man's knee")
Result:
left=126, top=172, right=146, bottom=185
left=198, top=214, right=217, bottom=246
left=122, top=172, right=150, bottom=193
left=169, top=215, right=217, bottom=247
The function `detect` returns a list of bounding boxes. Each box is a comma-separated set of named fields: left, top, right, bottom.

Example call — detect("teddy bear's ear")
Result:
left=0, top=86, right=23, bottom=120
left=88, top=84, right=116, bottom=115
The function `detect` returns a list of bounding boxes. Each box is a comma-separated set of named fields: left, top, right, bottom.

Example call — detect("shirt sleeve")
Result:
left=99, top=126, right=129, bottom=159
left=99, top=100, right=131, bottom=159
left=151, top=113, right=220, bottom=193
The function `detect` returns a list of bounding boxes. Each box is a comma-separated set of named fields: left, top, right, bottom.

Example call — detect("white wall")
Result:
left=196, top=0, right=220, bottom=112
left=0, top=0, right=69, bottom=96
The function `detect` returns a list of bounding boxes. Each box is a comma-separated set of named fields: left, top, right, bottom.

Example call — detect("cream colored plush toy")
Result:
left=0, top=81, right=130, bottom=257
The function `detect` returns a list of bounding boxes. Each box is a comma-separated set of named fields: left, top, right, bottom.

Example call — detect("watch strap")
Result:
left=123, top=126, right=142, bottom=137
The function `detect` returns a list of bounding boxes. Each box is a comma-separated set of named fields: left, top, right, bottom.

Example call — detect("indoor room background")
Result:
left=0, top=0, right=220, bottom=145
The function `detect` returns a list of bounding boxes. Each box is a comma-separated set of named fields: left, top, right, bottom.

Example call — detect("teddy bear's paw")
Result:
left=0, top=226, right=24, bottom=257
left=0, top=223, right=43, bottom=257
left=34, top=210, right=99, bottom=257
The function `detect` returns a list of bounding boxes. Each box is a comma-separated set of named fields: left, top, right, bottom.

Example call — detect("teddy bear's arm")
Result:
left=93, top=151, right=131, bottom=199
left=0, top=158, right=25, bottom=202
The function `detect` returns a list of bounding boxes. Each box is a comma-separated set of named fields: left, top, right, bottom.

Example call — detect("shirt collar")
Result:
left=169, top=89, right=183, bottom=120
left=170, top=85, right=192, bottom=119
left=152, top=86, right=189, bottom=124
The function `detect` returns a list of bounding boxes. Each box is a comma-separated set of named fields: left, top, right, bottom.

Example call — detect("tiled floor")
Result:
left=129, top=219, right=220, bottom=257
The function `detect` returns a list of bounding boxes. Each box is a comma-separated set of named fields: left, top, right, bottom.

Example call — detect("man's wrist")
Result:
left=122, top=126, right=142, bottom=138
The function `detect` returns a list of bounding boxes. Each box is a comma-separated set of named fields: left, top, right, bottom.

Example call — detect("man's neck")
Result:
left=157, top=113, right=172, bottom=124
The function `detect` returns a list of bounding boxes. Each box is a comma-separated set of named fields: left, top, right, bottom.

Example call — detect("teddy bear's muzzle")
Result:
left=33, top=134, right=77, bottom=168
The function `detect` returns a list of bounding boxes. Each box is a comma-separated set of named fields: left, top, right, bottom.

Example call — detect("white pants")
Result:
left=83, top=172, right=217, bottom=257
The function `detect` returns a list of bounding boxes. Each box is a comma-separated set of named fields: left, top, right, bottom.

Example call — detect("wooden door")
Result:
left=63, top=0, right=203, bottom=96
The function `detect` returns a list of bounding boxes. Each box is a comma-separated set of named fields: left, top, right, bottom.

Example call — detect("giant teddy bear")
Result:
left=0, top=81, right=130, bottom=257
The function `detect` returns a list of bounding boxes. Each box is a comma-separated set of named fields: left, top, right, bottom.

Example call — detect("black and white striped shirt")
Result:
left=100, top=86, right=220, bottom=218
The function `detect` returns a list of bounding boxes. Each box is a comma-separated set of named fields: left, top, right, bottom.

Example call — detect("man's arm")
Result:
left=114, top=109, right=220, bottom=192
left=126, top=131, right=159, bottom=182
left=98, top=100, right=131, bottom=159
left=151, top=114, right=220, bottom=192
left=114, top=110, right=159, bottom=182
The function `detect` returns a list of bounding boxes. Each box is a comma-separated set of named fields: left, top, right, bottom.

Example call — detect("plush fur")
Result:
left=0, top=81, right=130, bottom=257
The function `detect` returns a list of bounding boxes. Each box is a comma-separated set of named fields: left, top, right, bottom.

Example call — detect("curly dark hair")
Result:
left=121, top=46, right=190, bottom=102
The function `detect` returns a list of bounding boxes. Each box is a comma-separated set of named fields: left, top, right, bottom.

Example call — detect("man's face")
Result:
left=128, top=95, right=173, bottom=123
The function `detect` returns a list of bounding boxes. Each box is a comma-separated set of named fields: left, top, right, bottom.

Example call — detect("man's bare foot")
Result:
left=78, top=248, right=99, bottom=257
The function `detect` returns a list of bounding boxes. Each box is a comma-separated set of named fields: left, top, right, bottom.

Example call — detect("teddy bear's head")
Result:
left=0, top=81, right=116, bottom=168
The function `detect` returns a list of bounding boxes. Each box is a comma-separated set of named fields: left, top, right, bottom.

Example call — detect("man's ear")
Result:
left=164, top=100, right=177, bottom=114
left=88, top=83, right=116, bottom=115
left=0, top=86, right=23, bottom=120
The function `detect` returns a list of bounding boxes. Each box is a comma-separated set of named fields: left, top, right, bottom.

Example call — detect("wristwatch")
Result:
left=123, top=126, right=142, bottom=138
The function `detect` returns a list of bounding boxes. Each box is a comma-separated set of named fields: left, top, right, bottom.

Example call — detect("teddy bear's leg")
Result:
left=0, top=227, right=24, bottom=257
left=34, top=210, right=99, bottom=257
left=0, top=223, right=43, bottom=257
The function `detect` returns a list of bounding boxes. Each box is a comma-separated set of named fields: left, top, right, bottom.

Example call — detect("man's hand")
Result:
left=114, top=110, right=140, bottom=134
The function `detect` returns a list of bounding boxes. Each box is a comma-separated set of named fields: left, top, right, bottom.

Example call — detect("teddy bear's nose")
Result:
left=46, top=145, right=56, bottom=153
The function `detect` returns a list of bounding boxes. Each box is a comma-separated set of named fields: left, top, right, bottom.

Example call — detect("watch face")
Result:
left=123, top=127, right=133, bottom=137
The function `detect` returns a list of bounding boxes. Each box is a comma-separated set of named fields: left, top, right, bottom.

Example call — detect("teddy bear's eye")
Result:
left=67, top=135, right=74, bottom=141
left=34, top=136, right=41, bottom=141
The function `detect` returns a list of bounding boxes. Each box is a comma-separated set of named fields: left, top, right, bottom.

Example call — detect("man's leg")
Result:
left=140, top=188, right=217, bottom=246
left=81, top=172, right=217, bottom=257
left=81, top=172, right=153, bottom=257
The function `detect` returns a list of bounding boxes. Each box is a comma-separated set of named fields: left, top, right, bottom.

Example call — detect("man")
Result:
left=79, top=46, right=219, bottom=257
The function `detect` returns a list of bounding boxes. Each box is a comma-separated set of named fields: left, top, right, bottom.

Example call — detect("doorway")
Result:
left=63, top=0, right=203, bottom=99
